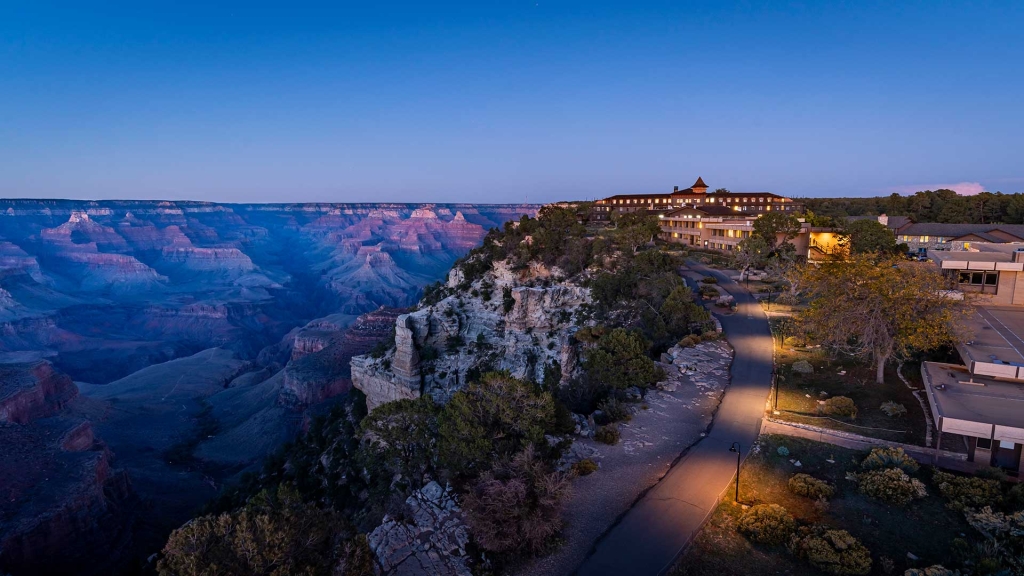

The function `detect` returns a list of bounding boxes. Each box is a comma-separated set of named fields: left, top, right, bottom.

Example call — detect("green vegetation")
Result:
left=800, top=254, right=972, bottom=383
left=787, top=474, right=835, bottom=501
left=787, top=526, right=872, bottom=576
left=672, top=436, right=972, bottom=576
left=841, top=218, right=907, bottom=256
left=594, top=425, right=621, bottom=445
left=158, top=485, right=369, bottom=576
left=861, top=446, right=919, bottom=474
left=856, top=467, right=927, bottom=506
left=801, top=189, right=1024, bottom=225
left=821, top=396, right=857, bottom=418
left=462, top=446, right=571, bottom=555
left=737, top=504, right=797, bottom=546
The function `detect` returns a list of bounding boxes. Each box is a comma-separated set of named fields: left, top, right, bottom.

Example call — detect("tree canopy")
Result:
left=841, top=219, right=906, bottom=256
left=752, top=212, right=802, bottom=255
left=799, top=255, right=972, bottom=383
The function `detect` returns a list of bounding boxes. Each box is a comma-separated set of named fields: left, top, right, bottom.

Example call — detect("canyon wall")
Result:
left=353, top=260, right=590, bottom=410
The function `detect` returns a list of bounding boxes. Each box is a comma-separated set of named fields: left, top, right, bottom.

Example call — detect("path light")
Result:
left=729, top=442, right=741, bottom=502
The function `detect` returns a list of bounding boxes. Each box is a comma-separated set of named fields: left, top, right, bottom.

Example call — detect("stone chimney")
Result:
left=877, top=213, right=889, bottom=226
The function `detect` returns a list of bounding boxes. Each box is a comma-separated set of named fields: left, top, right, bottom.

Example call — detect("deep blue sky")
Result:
left=2, top=1, right=1022, bottom=203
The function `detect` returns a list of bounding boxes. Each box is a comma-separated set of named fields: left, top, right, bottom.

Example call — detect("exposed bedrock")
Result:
left=353, top=262, right=590, bottom=410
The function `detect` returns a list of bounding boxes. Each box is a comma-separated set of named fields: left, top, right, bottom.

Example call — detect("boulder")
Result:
left=367, top=481, right=472, bottom=576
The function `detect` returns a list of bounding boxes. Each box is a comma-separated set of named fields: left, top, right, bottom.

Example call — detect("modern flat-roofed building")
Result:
left=929, top=243, right=1024, bottom=306
left=591, top=177, right=802, bottom=222
left=922, top=306, right=1024, bottom=474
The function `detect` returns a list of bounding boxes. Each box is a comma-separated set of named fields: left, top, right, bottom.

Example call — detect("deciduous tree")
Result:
left=800, top=255, right=971, bottom=383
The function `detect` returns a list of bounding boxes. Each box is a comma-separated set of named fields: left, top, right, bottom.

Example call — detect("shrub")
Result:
left=594, top=397, right=631, bottom=425
left=463, top=447, right=571, bottom=555
left=932, top=471, right=1002, bottom=512
left=438, top=373, right=555, bottom=476
left=787, top=526, right=872, bottom=576
left=678, top=334, right=701, bottom=348
left=502, top=286, right=516, bottom=314
left=572, top=458, right=599, bottom=476
left=582, top=328, right=665, bottom=390
left=594, top=425, right=620, bottom=445
left=737, top=504, right=796, bottom=546
left=777, top=445, right=790, bottom=457
left=701, top=275, right=718, bottom=284
left=823, top=396, right=857, bottom=418
left=861, top=447, right=920, bottom=474
left=857, top=468, right=927, bottom=506
left=157, top=486, right=347, bottom=576
left=788, top=473, right=836, bottom=500
left=1005, top=482, right=1024, bottom=511
left=880, top=401, right=908, bottom=418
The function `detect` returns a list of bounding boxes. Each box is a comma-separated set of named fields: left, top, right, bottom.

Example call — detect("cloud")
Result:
left=887, top=181, right=986, bottom=196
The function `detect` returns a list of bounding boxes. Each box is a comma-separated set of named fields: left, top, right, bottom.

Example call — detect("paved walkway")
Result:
left=576, top=264, right=774, bottom=576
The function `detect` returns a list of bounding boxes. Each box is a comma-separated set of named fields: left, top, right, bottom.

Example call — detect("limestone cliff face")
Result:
left=352, top=260, right=590, bottom=410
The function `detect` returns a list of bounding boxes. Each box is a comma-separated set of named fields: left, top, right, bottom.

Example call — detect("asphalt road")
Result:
left=575, top=264, right=774, bottom=576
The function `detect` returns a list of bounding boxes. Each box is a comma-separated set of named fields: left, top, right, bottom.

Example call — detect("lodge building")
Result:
left=592, top=177, right=802, bottom=221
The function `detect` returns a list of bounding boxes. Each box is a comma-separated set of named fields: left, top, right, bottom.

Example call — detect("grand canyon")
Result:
left=0, top=201, right=537, bottom=574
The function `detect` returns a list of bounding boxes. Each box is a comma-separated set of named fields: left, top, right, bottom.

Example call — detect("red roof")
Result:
left=692, top=177, right=708, bottom=189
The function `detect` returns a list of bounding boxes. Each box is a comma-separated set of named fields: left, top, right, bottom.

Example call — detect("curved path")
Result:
left=576, top=264, right=774, bottom=576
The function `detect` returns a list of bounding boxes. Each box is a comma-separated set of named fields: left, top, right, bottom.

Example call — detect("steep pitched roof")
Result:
left=692, top=176, right=708, bottom=189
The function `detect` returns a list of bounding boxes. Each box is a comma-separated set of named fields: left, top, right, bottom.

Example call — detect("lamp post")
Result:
left=766, top=288, right=772, bottom=312
left=772, top=368, right=780, bottom=413
left=729, top=442, right=741, bottom=502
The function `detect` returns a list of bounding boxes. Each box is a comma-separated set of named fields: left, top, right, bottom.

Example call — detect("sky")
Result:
left=1, top=1, right=1023, bottom=204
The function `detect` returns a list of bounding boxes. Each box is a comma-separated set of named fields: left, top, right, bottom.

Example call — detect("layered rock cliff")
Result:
left=353, top=260, right=590, bottom=410
left=0, top=362, right=135, bottom=576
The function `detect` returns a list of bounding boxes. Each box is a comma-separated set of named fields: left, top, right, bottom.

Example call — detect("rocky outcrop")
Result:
left=367, top=481, right=472, bottom=576
left=352, top=260, right=590, bottom=410
left=0, top=360, right=78, bottom=424
left=0, top=362, right=135, bottom=576
left=281, top=308, right=405, bottom=407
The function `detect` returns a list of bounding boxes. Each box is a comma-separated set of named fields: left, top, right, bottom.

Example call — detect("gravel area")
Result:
left=511, top=340, right=733, bottom=576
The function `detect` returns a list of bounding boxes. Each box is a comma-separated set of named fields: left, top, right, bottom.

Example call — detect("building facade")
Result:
left=658, top=205, right=843, bottom=260
left=592, top=177, right=803, bottom=222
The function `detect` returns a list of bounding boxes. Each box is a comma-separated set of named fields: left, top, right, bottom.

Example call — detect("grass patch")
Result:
left=672, top=435, right=970, bottom=576
left=772, top=351, right=928, bottom=445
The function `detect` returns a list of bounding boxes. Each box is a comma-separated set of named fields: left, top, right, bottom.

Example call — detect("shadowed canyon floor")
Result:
left=0, top=200, right=535, bottom=575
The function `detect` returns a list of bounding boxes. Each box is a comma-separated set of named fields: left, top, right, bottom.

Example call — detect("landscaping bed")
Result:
left=672, top=435, right=971, bottom=576
left=772, top=350, right=930, bottom=446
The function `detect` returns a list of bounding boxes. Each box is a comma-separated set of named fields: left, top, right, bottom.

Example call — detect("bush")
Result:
left=823, top=396, right=857, bottom=418
left=701, top=275, right=718, bottom=284
left=857, top=468, right=927, bottom=506
left=157, top=486, right=347, bottom=576
left=880, top=401, right=908, bottom=418
left=678, top=334, right=702, bottom=348
left=861, top=447, right=919, bottom=474
left=777, top=445, right=790, bottom=457
left=572, top=458, right=599, bottom=476
left=463, top=447, right=571, bottom=555
left=737, top=504, right=797, bottom=546
left=933, top=471, right=1002, bottom=512
left=594, top=397, right=632, bottom=425
left=788, top=473, right=836, bottom=500
left=1005, top=482, right=1024, bottom=511
left=594, top=425, right=620, bottom=445
left=788, top=526, right=872, bottom=576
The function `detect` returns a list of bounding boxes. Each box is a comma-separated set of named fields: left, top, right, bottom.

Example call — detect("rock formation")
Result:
left=353, top=259, right=590, bottom=410
left=367, top=481, right=472, bottom=576
left=0, top=362, right=135, bottom=576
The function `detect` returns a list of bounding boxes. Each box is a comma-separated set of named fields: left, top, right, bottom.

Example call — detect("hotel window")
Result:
left=977, top=438, right=993, bottom=450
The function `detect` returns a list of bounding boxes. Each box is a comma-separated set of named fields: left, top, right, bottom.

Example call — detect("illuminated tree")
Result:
left=800, top=255, right=971, bottom=384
